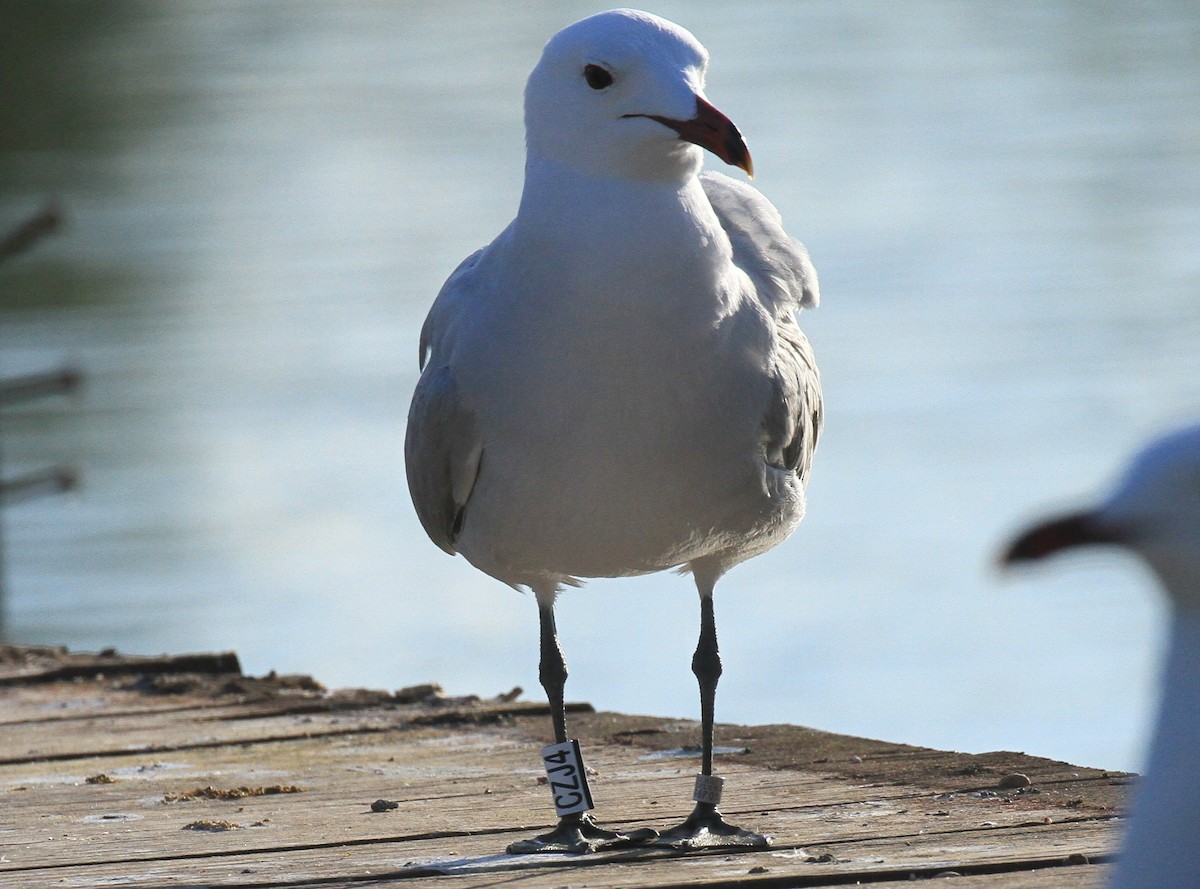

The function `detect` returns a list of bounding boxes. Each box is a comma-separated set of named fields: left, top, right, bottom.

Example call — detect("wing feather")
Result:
left=405, top=365, right=483, bottom=554
left=702, top=171, right=822, bottom=483
left=405, top=246, right=491, bottom=554
left=701, top=171, right=818, bottom=313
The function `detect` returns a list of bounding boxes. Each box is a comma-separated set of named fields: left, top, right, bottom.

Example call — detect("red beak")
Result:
left=1000, top=510, right=1126, bottom=566
left=625, top=96, right=754, bottom=177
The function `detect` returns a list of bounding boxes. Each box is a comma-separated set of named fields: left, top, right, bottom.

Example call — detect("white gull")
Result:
left=406, top=8, right=821, bottom=853
left=1003, top=423, right=1200, bottom=888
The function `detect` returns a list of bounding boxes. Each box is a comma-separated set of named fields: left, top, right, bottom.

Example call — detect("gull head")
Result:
left=1001, top=423, right=1200, bottom=605
left=524, top=9, right=752, bottom=183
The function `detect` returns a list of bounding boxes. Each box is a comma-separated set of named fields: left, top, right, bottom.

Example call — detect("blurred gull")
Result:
left=406, top=9, right=821, bottom=853
left=1003, top=423, right=1200, bottom=889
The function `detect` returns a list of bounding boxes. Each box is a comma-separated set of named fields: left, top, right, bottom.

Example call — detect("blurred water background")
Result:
left=2, top=1, right=1199, bottom=773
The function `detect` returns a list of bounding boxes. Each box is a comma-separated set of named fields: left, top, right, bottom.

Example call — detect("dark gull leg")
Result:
left=654, top=590, right=770, bottom=849
left=506, top=595, right=657, bottom=854
left=539, top=597, right=569, bottom=746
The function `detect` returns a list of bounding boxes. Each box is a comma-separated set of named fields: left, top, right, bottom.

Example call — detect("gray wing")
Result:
left=765, top=320, right=822, bottom=486
left=701, top=171, right=823, bottom=484
left=405, top=364, right=482, bottom=554
left=701, top=171, right=818, bottom=313
left=404, top=249, right=487, bottom=554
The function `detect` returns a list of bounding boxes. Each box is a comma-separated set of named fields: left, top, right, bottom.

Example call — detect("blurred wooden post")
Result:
left=0, top=370, right=82, bottom=638
left=0, top=202, right=77, bottom=636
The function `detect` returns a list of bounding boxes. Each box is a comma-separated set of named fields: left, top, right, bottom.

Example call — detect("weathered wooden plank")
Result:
left=3, top=777, right=1101, bottom=874
left=398, top=822, right=1111, bottom=887
left=0, top=758, right=891, bottom=866
left=0, top=686, right=233, bottom=726
left=2, top=715, right=1116, bottom=866
left=3, top=816, right=1113, bottom=888
left=0, top=646, right=242, bottom=685
left=157, top=864, right=1110, bottom=889
left=572, top=712, right=1125, bottom=792
left=2, top=751, right=1115, bottom=883
left=0, top=697, right=598, bottom=765
left=869, top=865, right=1107, bottom=888
left=0, top=647, right=1126, bottom=888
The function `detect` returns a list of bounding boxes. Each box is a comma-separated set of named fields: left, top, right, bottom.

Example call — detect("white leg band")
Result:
left=693, top=773, right=724, bottom=805
left=540, top=739, right=594, bottom=816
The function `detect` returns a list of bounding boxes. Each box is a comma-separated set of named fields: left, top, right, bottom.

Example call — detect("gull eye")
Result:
left=583, top=64, right=614, bottom=90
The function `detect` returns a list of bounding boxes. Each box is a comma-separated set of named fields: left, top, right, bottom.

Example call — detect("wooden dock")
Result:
left=1, top=645, right=1124, bottom=887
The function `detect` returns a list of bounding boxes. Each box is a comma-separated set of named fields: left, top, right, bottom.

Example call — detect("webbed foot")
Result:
left=653, top=801, right=770, bottom=850
left=506, top=812, right=658, bottom=854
